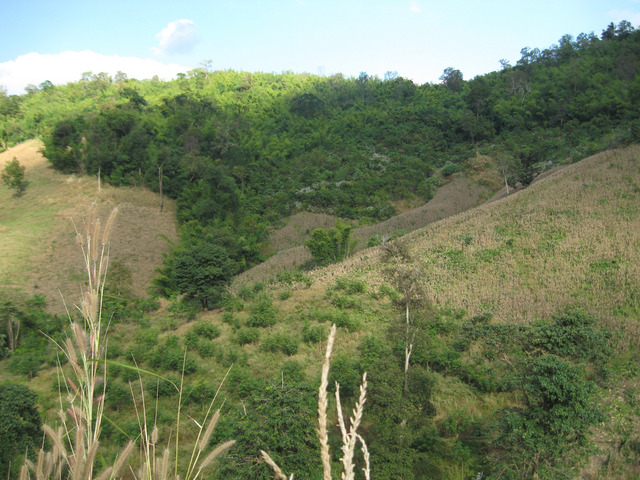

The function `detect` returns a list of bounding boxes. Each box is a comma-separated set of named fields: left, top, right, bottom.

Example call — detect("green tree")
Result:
left=305, top=222, right=358, bottom=266
left=495, top=355, right=603, bottom=478
left=0, top=383, right=42, bottom=476
left=440, top=67, right=464, bottom=92
left=1, top=158, right=28, bottom=196
left=172, top=238, right=240, bottom=310
left=382, top=240, right=431, bottom=396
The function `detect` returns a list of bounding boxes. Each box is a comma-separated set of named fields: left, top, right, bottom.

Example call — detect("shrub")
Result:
left=196, top=340, right=216, bottom=358
left=193, top=321, right=221, bottom=339
left=234, top=328, right=261, bottom=345
left=1, top=157, right=28, bottom=196
left=150, top=347, right=198, bottom=374
left=333, top=277, right=367, bottom=294
left=105, top=381, right=133, bottom=409
left=441, top=163, right=461, bottom=176
left=222, top=310, right=235, bottom=324
left=246, top=295, right=277, bottom=328
left=305, top=222, right=359, bottom=266
left=279, top=289, right=292, bottom=301
left=331, top=294, right=362, bottom=311
left=302, top=323, right=326, bottom=344
left=332, top=311, right=361, bottom=332
left=0, top=383, right=41, bottom=474
left=262, top=333, right=300, bottom=356
left=167, top=298, right=199, bottom=321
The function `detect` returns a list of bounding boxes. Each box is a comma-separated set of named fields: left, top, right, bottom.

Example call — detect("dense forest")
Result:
left=1, top=20, right=640, bottom=479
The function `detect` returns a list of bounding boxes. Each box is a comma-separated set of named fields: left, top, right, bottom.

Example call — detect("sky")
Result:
left=1, top=0, right=639, bottom=95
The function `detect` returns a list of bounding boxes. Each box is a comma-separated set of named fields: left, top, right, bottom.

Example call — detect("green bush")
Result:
left=262, top=333, right=300, bottom=356
left=302, top=322, right=326, bottom=344
left=0, top=383, right=42, bottom=474
left=246, top=295, right=277, bottom=327
left=234, top=328, right=261, bottom=345
left=105, top=381, right=133, bottom=409
left=441, top=163, right=461, bottom=176
left=193, top=321, right=221, bottom=339
left=333, top=277, right=367, bottom=294
left=333, top=311, right=361, bottom=332
left=331, top=294, right=362, bottom=311
left=196, top=341, right=215, bottom=358
left=9, top=351, right=45, bottom=378
left=278, top=289, right=292, bottom=301
left=150, top=347, right=198, bottom=374
left=305, top=222, right=359, bottom=266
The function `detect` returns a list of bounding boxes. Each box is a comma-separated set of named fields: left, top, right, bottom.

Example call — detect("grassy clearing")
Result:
left=0, top=141, right=178, bottom=313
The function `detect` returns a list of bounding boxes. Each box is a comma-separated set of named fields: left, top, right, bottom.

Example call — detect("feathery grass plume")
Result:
left=260, top=451, right=292, bottom=480
left=198, top=410, right=220, bottom=452
left=336, top=373, right=368, bottom=480
left=355, top=433, right=370, bottom=480
left=318, top=324, right=336, bottom=480
left=24, top=205, right=234, bottom=480
left=196, top=440, right=236, bottom=475
left=264, top=323, right=370, bottom=480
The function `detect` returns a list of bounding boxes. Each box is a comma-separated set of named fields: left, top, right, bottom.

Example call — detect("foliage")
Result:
left=261, top=332, right=299, bottom=356
left=305, top=222, right=359, bottom=266
left=1, top=157, right=28, bottom=196
left=213, top=382, right=320, bottom=480
left=246, top=295, right=277, bottom=327
left=170, top=237, right=240, bottom=309
left=0, top=383, right=42, bottom=474
left=495, top=356, right=603, bottom=478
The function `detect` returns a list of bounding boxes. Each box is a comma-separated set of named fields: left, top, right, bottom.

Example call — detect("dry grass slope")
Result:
left=0, top=141, right=178, bottom=313
left=310, top=146, right=640, bottom=350
left=235, top=172, right=494, bottom=287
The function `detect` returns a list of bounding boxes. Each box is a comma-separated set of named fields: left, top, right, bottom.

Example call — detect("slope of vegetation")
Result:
left=2, top=21, right=640, bottom=309
left=1, top=20, right=640, bottom=480
left=0, top=141, right=178, bottom=311
left=1, top=144, right=639, bottom=479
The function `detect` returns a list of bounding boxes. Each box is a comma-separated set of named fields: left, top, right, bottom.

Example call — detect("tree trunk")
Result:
left=158, top=163, right=164, bottom=212
left=403, top=302, right=412, bottom=395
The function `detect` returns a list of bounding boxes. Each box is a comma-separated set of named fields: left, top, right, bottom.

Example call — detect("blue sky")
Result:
left=1, top=0, right=639, bottom=95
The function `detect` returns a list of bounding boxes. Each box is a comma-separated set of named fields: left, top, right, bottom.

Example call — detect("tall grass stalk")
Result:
left=263, top=324, right=371, bottom=480
left=22, top=206, right=234, bottom=480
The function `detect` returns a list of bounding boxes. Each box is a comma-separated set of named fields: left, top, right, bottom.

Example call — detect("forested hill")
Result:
left=1, top=20, right=639, bottom=308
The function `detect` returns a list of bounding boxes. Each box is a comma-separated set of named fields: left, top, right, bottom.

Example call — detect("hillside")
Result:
left=0, top=141, right=178, bottom=313
left=226, top=144, right=639, bottom=477
left=306, top=145, right=639, bottom=349
left=0, top=143, right=638, bottom=479
left=185, top=145, right=638, bottom=478
left=236, top=168, right=496, bottom=286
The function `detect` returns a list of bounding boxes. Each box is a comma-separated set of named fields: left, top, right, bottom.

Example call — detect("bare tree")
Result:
left=382, top=240, right=431, bottom=395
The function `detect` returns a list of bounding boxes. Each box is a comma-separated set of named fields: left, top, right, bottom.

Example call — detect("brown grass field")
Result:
left=0, top=140, right=178, bottom=313
left=308, top=146, right=640, bottom=351
left=235, top=171, right=496, bottom=287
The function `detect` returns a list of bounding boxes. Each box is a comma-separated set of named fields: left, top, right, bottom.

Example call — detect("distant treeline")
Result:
left=1, top=20, right=639, bottom=306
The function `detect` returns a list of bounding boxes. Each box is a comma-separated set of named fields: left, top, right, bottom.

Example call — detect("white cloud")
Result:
left=153, top=19, right=199, bottom=56
left=0, top=51, right=190, bottom=95
left=409, top=1, right=421, bottom=13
